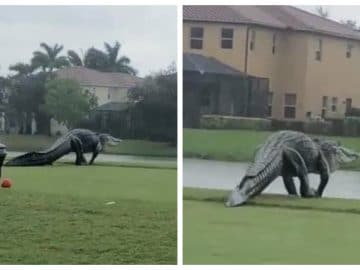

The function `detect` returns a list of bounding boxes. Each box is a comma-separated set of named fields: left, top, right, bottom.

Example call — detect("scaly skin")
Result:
left=226, top=130, right=359, bottom=207
left=5, top=129, right=121, bottom=166
left=0, top=143, right=6, bottom=176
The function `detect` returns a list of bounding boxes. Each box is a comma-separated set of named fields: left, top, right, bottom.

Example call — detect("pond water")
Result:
left=183, top=158, right=360, bottom=200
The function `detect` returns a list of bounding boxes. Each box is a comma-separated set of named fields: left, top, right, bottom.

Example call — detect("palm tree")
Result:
left=67, top=41, right=137, bottom=75
left=9, top=62, right=35, bottom=77
left=103, top=41, right=137, bottom=75
left=31, top=43, right=69, bottom=73
left=67, top=50, right=84, bottom=66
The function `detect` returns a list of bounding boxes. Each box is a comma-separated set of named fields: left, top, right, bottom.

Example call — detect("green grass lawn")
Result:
left=184, top=128, right=360, bottom=170
left=184, top=187, right=360, bottom=265
left=0, top=165, right=176, bottom=264
left=0, top=134, right=176, bottom=157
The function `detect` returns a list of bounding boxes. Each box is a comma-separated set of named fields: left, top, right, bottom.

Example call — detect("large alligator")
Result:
left=6, top=129, right=121, bottom=166
left=0, top=143, right=6, bottom=176
left=226, top=130, right=359, bottom=207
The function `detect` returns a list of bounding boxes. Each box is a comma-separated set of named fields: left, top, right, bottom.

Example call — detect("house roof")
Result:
left=94, top=101, right=131, bottom=112
left=183, top=5, right=360, bottom=41
left=184, top=53, right=244, bottom=76
left=56, top=66, right=143, bottom=88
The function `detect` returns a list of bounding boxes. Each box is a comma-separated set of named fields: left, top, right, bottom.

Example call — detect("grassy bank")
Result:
left=184, top=187, right=360, bottom=264
left=184, top=128, right=360, bottom=170
left=0, top=165, right=176, bottom=264
left=0, top=134, right=176, bottom=157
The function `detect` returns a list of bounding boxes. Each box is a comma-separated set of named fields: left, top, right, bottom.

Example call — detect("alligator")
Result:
left=0, top=143, right=6, bottom=176
left=5, top=129, right=121, bottom=166
left=226, top=130, right=359, bottom=207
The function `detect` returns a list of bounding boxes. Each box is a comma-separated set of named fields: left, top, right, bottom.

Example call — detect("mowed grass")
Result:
left=183, top=128, right=360, bottom=170
left=0, top=134, right=176, bottom=157
left=184, top=187, right=360, bottom=265
left=0, top=165, right=176, bottom=264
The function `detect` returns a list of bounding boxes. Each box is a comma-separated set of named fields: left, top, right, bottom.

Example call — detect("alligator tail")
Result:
left=5, top=152, right=54, bottom=166
left=226, top=150, right=283, bottom=207
left=239, top=151, right=283, bottom=199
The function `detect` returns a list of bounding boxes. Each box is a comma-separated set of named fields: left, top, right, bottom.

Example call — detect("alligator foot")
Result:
left=302, top=188, right=319, bottom=198
left=75, top=160, right=88, bottom=166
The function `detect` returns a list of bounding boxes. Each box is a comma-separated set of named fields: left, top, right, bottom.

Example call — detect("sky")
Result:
left=0, top=6, right=177, bottom=77
left=297, top=5, right=360, bottom=24
left=1, top=5, right=359, bottom=78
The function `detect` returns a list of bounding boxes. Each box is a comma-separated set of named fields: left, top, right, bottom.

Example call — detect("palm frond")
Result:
left=67, top=50, right=83, bottom=66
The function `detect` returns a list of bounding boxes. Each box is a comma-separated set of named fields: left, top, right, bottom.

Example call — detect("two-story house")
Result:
left=183, top=5, right=360, bottom=121
left=56, top=66, right=143, bottom=106
left=53, top=66, right=143, bottom=135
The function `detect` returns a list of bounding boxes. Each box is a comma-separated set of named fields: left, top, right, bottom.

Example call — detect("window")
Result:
left=284, top=93, right=296, bottom=119
left=272, top=33, right=277, bottom=55
left=221, top=28, right=233, bottom=49
left=107, top=89, right=111, bottom=100
left=346, top=43, right=353, bottom=58
left=346, top=98, right=352, bottom=114
left=322, top=96, right=328, bottom=108
left=249, top=29, right=256, bottom=51
left=321, top=109, right=326, bottom=118
left=268, top=92, right=273, bottom=116
left=306, top=111, right=312, bottom=119
left=315, top=39, right=322, bottom=61
left=200, top=90, right=210, bottom=106
left=190, top=27, right=204, bottom=49
left=331, top=97, right=338, bottom=112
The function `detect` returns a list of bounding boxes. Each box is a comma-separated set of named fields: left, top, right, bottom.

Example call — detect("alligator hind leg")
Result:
left=282, top=174, right=298, bottom=196
left=316, top=152, right=330, bottom=197
left=70, top=137, right=87, bottom=165
left=283, top=147, right=317, bottom=198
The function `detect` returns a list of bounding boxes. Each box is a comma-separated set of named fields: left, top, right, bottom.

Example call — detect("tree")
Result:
left=340, top=19, right=359, bottom=30
left=67, top=41, right=137, bottom=75
left=9, top=62, right=35, bottom=77
left=67, top=50, right=84, bottom=66
left=103, top=41, right=137, bottom=74
left=31, top=43, right=69, bottom=73
left=128, top=63, right=176, bottom=143
left=316, top=6, right=329, bottom=18
left=43, top=79, right=98, bottom=128
left=7, top=72, right=48, bottom=134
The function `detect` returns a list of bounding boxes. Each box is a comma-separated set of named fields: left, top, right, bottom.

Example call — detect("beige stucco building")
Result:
left=184, top=5, right=360, bottom=121
left=57, top=66, right=143, bottom=106
left=52, top=66, right=143, bottom=135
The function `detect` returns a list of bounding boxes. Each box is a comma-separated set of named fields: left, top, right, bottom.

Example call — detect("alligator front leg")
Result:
left=282, top=174, right=298, bottom=196
left=283, top=147, right=317, bottom=198
left=70, top=137, right=87, bottom=165
left=316, top=152, right=330, bottom=197
left=89, top=142, right=102, bottom=165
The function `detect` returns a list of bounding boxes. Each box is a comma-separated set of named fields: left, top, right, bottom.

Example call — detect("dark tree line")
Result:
left=128, top=64, right=177, bottom=144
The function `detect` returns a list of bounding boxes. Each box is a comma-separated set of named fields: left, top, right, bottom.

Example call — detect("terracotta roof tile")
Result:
left=183, top=53, right=244, bottom=76
left=56, top=66, right=143, bottom=88
left=184, top=5, right=360, bottom=41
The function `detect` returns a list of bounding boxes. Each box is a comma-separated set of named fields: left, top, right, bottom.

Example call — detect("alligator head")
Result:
left=99, top=134, right=122, bottom=146
left=314, top=138, right=360, bottom=172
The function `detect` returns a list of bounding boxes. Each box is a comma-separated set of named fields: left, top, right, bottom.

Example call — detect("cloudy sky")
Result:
left=0, top=6, right=177, bottom=77
left=298, top=5, right=360, bottom=22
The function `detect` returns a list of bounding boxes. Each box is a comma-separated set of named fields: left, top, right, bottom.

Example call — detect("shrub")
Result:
left=200, top=115, right=271, bottom=130
left=303, top=120, right=332, bottom=135
left=343, top=117, right=360, bottom=136
left=271, top=119, right=304, bottom=131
